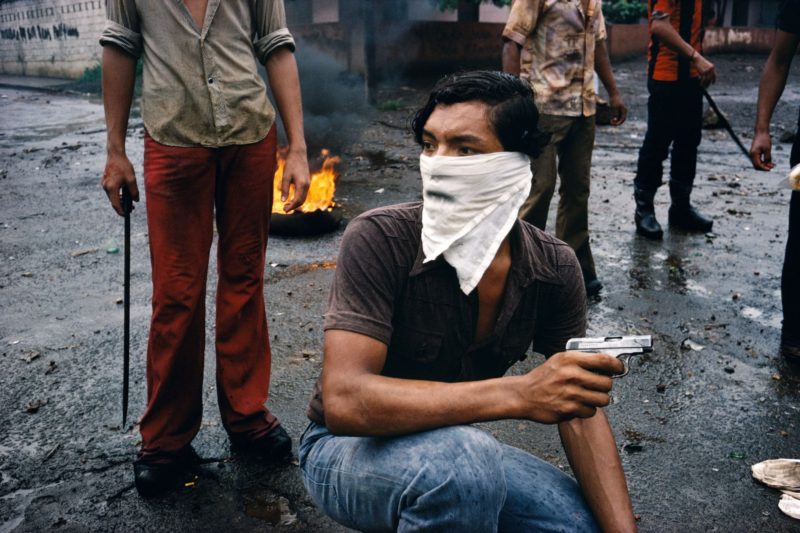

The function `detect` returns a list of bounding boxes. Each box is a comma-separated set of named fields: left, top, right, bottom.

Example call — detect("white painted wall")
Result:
left=0, top=0, right=106, bottom=78
left=479, top=4, right=510, bottom=23
left=312, top=0, right=339, bottom=23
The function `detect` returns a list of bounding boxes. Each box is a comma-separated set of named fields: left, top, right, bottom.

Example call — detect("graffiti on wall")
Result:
left=0, top=22, right=79, bottom=41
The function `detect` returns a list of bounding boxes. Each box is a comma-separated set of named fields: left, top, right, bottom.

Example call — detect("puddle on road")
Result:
left=741, top=306, right=764, bottom=320
left=0, top=90, right=107, bottom=148
left=244, top=495, right=297, bottom=526
left=685, top=280, right=711, bottom=297
left=740, top=306, right=783, bottom=330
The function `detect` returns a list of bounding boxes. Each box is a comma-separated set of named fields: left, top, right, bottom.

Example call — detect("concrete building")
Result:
left=0, top=0, right=105, bottom=78
left=0, top=0, right=787, bottom=80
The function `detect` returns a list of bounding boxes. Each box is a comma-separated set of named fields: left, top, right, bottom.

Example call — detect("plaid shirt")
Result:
left=503, top=0, right=607, bottom=117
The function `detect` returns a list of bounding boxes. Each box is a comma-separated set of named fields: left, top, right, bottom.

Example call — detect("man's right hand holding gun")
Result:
left=513, top=351, right=625, bottom=424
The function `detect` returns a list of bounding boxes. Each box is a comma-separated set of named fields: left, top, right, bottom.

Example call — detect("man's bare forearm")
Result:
left=102, top=45, right=137, bottom=156
left=651, top=19, right=696, bottom=57
left=265, top=46, right=307, bottom=153
left=595, top=40, right=620, bottom=99
left=559, top=411, right=637, bottom=532
left=755, top=30, right=798, bottom=133
left=322, top=331, right=623, bottom=436
left=323, top=370, right=525, bottom=436
left=502, top=40, right=522, bottom=76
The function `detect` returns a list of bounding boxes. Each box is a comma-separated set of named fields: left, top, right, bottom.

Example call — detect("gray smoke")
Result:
left=266, top=37, right=371, bottom=153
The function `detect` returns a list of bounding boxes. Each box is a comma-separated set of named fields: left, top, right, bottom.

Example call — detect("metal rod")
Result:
left=702, top=88, right=751, bottom=161
left=122, top=187, right=131, bottom=428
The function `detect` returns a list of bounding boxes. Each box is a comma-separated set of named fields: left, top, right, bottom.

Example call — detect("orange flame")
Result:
left=273, top=149, right=341, bottom=214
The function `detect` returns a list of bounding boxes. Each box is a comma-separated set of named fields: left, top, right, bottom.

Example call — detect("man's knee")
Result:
left=409, top=427, right=506, bottom=509
left=388, top=427, right=507, bottom=531
left=301, top=427, right=507, bottom=531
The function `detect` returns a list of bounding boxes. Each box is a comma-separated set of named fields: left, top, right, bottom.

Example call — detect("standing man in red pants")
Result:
left=99, top=0, right=310, bottom=497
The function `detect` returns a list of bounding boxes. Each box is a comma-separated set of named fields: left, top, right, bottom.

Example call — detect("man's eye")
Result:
left=458, top=146, right=475, bottom=155
left=422, top=141, right=434, bottom=151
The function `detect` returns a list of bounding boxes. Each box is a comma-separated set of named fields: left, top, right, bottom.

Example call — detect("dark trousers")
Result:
left=634, top=78, right=703, bottom=203
left=520, top=114, right=597, bottom=280
left=784, top=128, right=800, bottom=344
left=139, top=128, right=280, bottom=463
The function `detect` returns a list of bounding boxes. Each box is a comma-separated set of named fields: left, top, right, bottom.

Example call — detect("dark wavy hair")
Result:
left=411, top=71, right=550, bottom=159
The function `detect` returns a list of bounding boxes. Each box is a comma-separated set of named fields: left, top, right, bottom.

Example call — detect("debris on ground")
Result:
left=702, top=107, right=725, bottom=129
left=20, top=350, right=40, bottom=363
left=681, top=339, right=704, bottom=351
left=779, top=129, right=796, bottom=143
left=24, top=399, right=47, bottom=413
left=70, top=247, right=99, bottom=257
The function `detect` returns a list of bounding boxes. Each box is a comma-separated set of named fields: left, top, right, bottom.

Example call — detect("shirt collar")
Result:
left=409, top=221, right=564, bottom=286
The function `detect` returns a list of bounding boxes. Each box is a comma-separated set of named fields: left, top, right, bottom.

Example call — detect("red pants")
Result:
left=140, top=128, right=279, bottom=463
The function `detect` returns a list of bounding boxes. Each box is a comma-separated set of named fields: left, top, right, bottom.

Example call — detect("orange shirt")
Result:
left=648, top=0, right=704, bottom=81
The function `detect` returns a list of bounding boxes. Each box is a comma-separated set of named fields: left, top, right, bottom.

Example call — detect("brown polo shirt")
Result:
left=306, top=202, right=587, bottom=425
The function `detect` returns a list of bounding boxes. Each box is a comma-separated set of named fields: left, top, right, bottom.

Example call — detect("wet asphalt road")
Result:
left=1, top=55, right=799, bottom=532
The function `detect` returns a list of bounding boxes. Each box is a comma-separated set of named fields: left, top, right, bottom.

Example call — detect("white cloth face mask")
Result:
left=420, top=151, right=532, bottom=294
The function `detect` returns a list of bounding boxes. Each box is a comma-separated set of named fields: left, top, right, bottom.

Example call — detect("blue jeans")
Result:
left=298, top=422, right=599, bottom=532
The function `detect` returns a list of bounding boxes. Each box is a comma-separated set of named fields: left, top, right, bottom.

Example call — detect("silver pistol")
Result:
left=565, top=335, right=653, bottom=378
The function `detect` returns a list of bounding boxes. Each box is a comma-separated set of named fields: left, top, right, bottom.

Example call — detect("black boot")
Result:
left=584, top=276, right=603, bottom=297
left=634, top=187, right=663, bottom=240
left=134, top=446, right=200, bottom=498
left=668, top=181, right=713, bottom=232
left=668, top=204, right=713, bottom=232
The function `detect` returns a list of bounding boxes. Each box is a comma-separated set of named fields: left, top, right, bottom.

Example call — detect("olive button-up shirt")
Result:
left=100, top=0, right=294, bottom=147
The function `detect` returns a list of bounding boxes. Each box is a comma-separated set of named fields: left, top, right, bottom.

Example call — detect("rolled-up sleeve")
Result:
left=502, top=0, right=541, bottom=46
left=651, top=0, right=675, bottom=20
left=323, top=216, right=398, bottom=345
left=99, top=0, right=142, bottom=57
left=252, top=0, right=296, bottom=63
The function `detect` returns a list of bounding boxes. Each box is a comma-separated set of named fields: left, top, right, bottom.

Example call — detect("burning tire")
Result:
left=269, top=207, right=343, bottom=236
left=271, top=148, right=342, bottom=236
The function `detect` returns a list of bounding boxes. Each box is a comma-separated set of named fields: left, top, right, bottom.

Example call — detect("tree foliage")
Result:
left=433, top=0, right=648, bottom=25
left=433, top=0, right=512, bottom=11
left=602, top=0, right=647, bottom=24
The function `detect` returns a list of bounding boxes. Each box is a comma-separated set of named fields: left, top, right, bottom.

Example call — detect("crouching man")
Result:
left=299, top=72, right=636, bottom=532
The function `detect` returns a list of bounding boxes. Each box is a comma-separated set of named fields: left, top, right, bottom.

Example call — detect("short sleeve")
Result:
left=531, top=246, right=587, bottom=357
left=99, top=0, right=142, bottom=58
left=778, top=0, right=800, bottom=34
left=595, top=2, right=607, bottom=42
left=651, top=0, right=675, bottom=20
left=502, top=0, right=542, bottom=46
left=252, top=0, right=296, bottom=63
left=323, top=216, right=399, bottom=345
